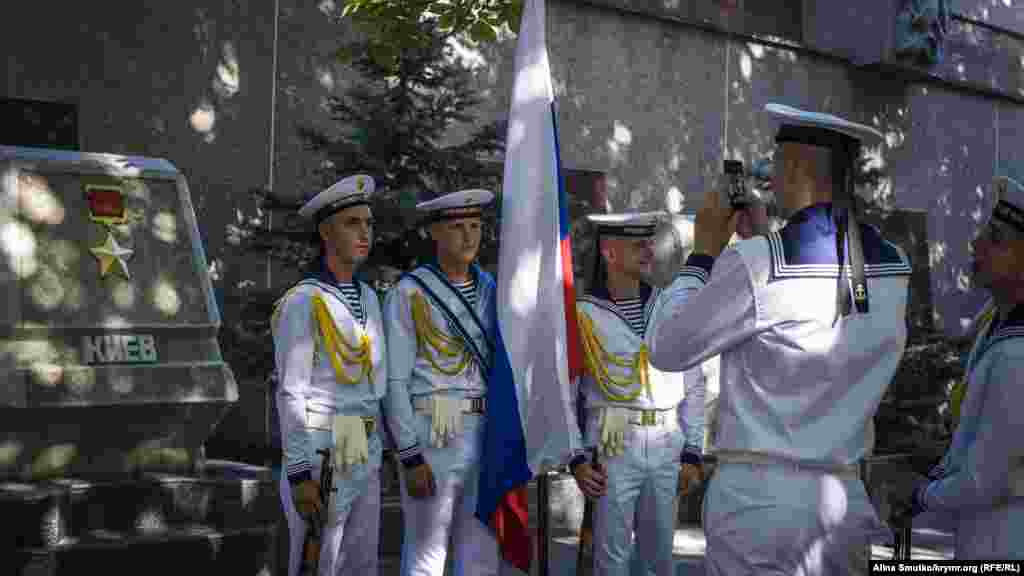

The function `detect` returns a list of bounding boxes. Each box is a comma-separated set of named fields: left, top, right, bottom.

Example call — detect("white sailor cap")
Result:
left=766, top=103, right=884, bottom=148
left=586, top=211, right=666, bottom=237
left=992, top=175, right=1024, bottom=233
left=416, top=189, right=495, bottom=223
left=298, top=174, right=375, bottom=223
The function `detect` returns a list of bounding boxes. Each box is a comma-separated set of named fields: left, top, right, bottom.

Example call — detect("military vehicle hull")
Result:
left=0, top=146, right=277, bottom=574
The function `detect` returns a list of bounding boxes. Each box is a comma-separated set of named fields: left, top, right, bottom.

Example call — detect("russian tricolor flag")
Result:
left=475, top=0, right=583, bottom=572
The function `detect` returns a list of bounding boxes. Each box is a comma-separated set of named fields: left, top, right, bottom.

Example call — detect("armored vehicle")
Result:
left=0, top=146, right=278, bottom=575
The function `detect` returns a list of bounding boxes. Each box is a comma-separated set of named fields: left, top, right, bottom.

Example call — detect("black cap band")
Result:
left=595, top=225, right=656, bottom=237
left=314, top=194, right=371, bottom=226
left=994, top=200, right=1024, bottom=233
left=776, top=124, right=859, bottom=152
left=423, top=208, right=485, bottom=225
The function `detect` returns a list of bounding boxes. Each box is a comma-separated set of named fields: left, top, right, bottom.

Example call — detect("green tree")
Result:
left=206, top=22, right=505, bottom=465
left=341, top=0, right=522, bottom=70
left=300, top=19, right=504, bottom=273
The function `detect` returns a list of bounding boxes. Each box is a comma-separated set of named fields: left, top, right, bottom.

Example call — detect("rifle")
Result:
left=300, top=448, right=334, bottom=575
left=892, top=515, right=912, bottom=560
left=576, top=449, right=600, bottom=576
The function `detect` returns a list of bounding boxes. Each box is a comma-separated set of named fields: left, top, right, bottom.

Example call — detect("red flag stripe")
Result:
left=492, top=487, right=532, bottom=572
left=560, top=236, right=583, bottom=381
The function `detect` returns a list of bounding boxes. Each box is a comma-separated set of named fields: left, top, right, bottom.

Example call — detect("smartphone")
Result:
left=723, top=160, right=750, bottom=209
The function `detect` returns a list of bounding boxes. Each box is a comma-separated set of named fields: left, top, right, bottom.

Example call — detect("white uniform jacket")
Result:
left=382, top=263, right=496, bottom=466
left=273, top=274, right=388, bottom=487
left=570, top=282, right=706, bottom=461
left=646, top=203, right=912, bottom=467
left=920, top=304, right=1024, bottom=559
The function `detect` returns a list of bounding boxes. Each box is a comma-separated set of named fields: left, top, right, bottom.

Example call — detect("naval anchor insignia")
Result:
left=85, top=183, right=134, bottom=278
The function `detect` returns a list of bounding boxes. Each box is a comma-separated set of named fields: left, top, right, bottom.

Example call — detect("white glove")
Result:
left=448, top=398, right=464, bottom=439
left=599, top=407, right=627, bottom=458
left=430, top=396, right=460, bottom=448
left=430, top=396, right=444, bottom=448
left=333, top=415, right=369, bottom=471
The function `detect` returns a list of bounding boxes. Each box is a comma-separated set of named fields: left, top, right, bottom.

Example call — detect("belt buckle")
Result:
left=641, top=410, right=656, bottom=426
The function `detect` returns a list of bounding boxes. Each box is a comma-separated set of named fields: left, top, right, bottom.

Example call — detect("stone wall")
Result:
left=2, top=1, right=335, bottom=462
left=7, top=0, right=1024, bottom=459
left=8, top=0, right=1023, bottom=335
left=462, top=0, right=1024, bottom=335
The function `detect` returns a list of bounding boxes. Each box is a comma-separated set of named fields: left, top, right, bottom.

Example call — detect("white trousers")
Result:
left=279, top=468, right=381, bottom=576
left=399, top=413, right=499, bottom=576
left=633, top=483, right=678, bottom=576
left=587, top=414, right=684, bottom=576
left=703, top=462, right=886, bottom=576
left=954, top=499, right=1024, bottom=559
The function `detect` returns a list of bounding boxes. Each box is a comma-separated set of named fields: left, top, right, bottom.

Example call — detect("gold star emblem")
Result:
left=356, top=176, right=366, bottom=192
left=90, top=232, right=134, bottom=278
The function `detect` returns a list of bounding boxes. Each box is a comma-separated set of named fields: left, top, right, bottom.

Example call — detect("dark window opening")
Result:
left=0, top=98, right=79, bottom=151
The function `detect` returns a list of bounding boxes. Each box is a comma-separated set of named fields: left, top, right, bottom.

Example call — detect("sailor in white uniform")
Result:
left=893, top=175, right=1024, bottom=560
left=568, top=212, right=706, bottom=576
left=383, top=189, right=500, bottom=576
left=272, top=174, right=388, bottom=575
left=646, top=104, right=913, bottom=576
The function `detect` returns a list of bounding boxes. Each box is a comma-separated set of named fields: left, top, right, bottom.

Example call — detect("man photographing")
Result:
left=892, top=175, right=1024, bottom=560
left=647, top=104, right=913, bottom=575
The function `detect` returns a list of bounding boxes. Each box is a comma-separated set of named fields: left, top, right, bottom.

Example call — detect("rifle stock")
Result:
left=576, top=451, right=599, bottom=576
left=300, top=511, right=322, bottom=573
left=299, top=449, right=334, bottom=575
left=576, top=501, right=593, bottom=575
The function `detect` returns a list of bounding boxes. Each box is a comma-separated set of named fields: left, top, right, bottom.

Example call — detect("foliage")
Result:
left=850, top=150, right=962, bottom=456
left=300, top=19, right=504, bottom=275
left=873, top=330, right=968, bottom=456
left=340, top=0, right=522, bottom=70
left=216, top=18, right=505, bottom=403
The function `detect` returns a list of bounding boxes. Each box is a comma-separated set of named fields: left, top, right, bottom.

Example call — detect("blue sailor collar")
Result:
left=305, top=255, right=365, bottom=288
left=417, top=259, right=494, bottom=291
left=979, top=303, right=1024, bottom=355
left=992, top=303, right=1024, bottom=331
left=580, top=281, right=658, bottom=336
left=767, top=202, right=912, bottom=281
left=310, top=256, right=339, bottom=285
left=285, top=256, right=369, bottom=326
left=587, top=281, right=654, bottom=306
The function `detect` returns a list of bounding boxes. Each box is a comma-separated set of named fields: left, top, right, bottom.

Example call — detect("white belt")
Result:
left=596, top=406, right=676, bottom=427
left=715, top=450, right=860, bottom=478
left=591, top=406, right=675, bottom=458
left=306, top=409, right=377, bottom=435
left=301, top=412, right=377, bottom=472
left=412, top=395, right=486, bottom=414
left=413, top=395, right=485, bottom=449
left=626, top=407, right=674, bottom=427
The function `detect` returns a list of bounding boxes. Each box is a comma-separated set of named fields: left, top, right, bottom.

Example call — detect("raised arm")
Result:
left=646, top=250, right=762, bottom=373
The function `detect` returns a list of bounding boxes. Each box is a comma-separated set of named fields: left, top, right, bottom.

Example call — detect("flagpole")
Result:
left=537, top=471, right=550, bottom=576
